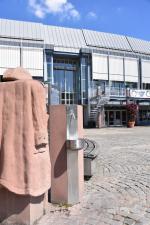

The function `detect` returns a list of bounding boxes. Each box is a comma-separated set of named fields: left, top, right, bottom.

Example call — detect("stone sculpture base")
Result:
left=0, top=187, right=47, bottom=225
left=49, top=105, right=84, bottom=205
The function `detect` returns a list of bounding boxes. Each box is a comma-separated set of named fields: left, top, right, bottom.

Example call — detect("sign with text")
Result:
left=130, top=89, right=150, bottom=98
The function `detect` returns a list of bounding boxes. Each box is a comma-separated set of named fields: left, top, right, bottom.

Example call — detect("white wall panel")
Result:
left=142, top=77, right=150, bottom=83
left=125, top=58, right=138, bottom=75
left=109, top=74, right=124, bottom=81
left=142, top=60, right=150, bottom=83
left=109, top=56, right=123, bottom=81
left=125, top=75, right=138, bottom=82
left=28, top=69, right=43, bottom=77
left=124, top=58, right=138, bottom=82
left=0, top=46, right=20, bottom=68
left=92, top=54, right=108, bottom=80
left=93, top=73, right=108, bottom=80
left=23, top=48, right=43, bottom=70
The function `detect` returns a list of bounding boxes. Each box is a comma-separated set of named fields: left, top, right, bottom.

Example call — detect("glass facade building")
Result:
left=1, top=18, right=150, bottom=127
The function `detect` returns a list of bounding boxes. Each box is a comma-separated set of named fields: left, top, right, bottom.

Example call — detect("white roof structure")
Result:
left=44, top=25, right=86, bottom=49
left=127, top=37, right=150, bottom=55
left=83, top=29, right=132, bottom=52
left=0, top=18, right=150, bottom=55
left=0, top=18, right=43, bottom=40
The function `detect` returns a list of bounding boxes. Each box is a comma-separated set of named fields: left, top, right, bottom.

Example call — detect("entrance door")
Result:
left=64, top=70, right=75, bottom=104
left=54, top=69, right=77, bottom=104
left=106, top=110, right=127, bottom=126
left=115, top=111, right=121, bottom=125
left=122, top=111, right=127, bottom=125
left=109, top=111, right=114, bottom=126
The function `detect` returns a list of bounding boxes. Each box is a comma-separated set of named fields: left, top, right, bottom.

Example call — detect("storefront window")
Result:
left=110, top=81, right=125, bottom=88
left=125, top=82, right=137, bottom=89
left=143, top=83, right=150, bottom=90
left=139, top=109, right=150, bottom=121
left=105, top=109, right=127, bottom=126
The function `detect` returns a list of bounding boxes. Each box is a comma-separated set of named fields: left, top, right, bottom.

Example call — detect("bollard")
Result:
left=49, top=105, right=84, bottom=205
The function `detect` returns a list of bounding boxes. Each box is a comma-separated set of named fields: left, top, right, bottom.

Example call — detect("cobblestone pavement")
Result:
left=38, top=127, right=150, bottom=225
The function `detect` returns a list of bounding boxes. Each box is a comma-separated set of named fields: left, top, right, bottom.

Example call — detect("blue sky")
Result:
left=0, top=0, right=150, bottom=41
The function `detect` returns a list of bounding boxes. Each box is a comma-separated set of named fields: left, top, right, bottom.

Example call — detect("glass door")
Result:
left=54, top=69, right=77, bottom=104
left=109, top=111, right=114, bottom=125
left=115, top=111, right=121, bottom=125
left=64, top=70, right=76, bottom=104
left=53, top=58, right=79, bottom=105
left=106, top=110, right=127, bottom=126
left=122, top=111, right=127, bottom=125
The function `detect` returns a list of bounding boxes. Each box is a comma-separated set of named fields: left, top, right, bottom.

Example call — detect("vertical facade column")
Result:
left=80, top=53, right=91, bottom=127
left=45, top=52, right=54, bottom=105
left=123, top=55, right=126, bottom=87
left=80, top=55, right=86, bottom=105
left=20, top=40, right=23, bottom=67
left=44, top=51, right=54, bottom=84
left=80, top=54, right=89, bottom=127
left=87, top=55, right=92, bottom=127
left=50, top=54, right=54, bottom=85
left=138, top=58, right=142, bottom=89
left=43, top=49, right=48, bottom=82
left=107, top=54, right=110, bottom=89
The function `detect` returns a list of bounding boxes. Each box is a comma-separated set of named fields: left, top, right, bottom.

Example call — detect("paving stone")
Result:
left=37, top=127, right=150, bottom=225
left=123, top=217, right=135, bottom=225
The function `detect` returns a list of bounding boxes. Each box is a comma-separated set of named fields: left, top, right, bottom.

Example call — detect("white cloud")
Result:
left=87, top=11, right=97, bottom=20
left=28, top=0, right=80, bottom=20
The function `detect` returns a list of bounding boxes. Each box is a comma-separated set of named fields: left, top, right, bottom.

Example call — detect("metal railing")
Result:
left=89, top=85, right=126, bottom=99
left=89, top=85, right=109, bottom=99
left=105, top=86, right=126, bottom=97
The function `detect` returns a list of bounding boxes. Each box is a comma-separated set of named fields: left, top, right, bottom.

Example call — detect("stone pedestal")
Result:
left=49, top=105, right=84, bottom=205
left=0, top=187, right=47, bottom=225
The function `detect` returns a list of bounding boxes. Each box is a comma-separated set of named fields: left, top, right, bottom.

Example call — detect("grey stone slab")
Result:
left=37, top=127, right=150, bottom=225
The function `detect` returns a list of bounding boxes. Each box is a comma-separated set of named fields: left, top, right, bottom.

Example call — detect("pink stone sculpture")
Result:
left=0, top=67, right=51, bottom=196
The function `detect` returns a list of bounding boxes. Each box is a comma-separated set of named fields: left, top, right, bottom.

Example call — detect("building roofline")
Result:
left=0, top=18, right=150, bottom=56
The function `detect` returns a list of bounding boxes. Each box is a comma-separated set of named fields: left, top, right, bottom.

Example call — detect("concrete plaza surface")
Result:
left=38, top=127, right=150, bottom=225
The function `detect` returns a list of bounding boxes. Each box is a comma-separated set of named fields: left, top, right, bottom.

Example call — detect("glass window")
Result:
left=46, top=54, right=52, bottom=63
left=54, top=58, right=78, bottom=71
left=65, top=70, right=74, bottom=92
left=139, top=109, right=150, bottom=121
left=143, top=83, right=150, bottom=90
left=125, top=82, right=137, bottom=89
left=82, top=92, right=86, bottom=98
left=111, top=81, right=125, bottom=88
left=54, top=70, right=65, bottom=91
left=81, top=66, right=86, bottom=79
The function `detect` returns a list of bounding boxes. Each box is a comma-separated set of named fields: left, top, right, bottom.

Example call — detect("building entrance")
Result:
left=54, top=69, right=77, bottom=104
left=105, top=110, right=127, bottom=126
left=53, top=58, right=79, bottom=105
